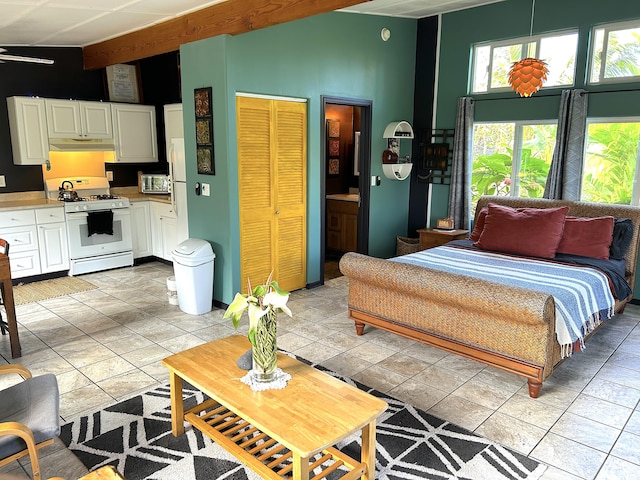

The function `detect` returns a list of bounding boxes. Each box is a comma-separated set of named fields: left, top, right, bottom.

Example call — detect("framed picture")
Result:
left=328, top=158, right=340, bottom=175
left=196, top=119, right=212, bottom=145
left=105, top=63, right=141, bottom=103
left=197, top=146, right=214, bottom=175
left=327, top=120, right=340, bottom=138
left=194, top=87, right=212, bottom=116
left=328, top=139, right=340, bottom=156
left=194, top=87, right=215, bottom=175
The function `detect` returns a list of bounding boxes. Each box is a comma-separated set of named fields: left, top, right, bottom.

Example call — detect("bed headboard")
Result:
left=475, top=196, right=640, bottom=297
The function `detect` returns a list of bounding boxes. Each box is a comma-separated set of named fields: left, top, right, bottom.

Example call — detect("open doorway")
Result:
left=321, top=96, right=372, bottom=283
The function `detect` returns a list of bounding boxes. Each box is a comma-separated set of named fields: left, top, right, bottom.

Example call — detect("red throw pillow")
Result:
left=469, top=207, right=488, bottom=242
left=556, top=216, right=614, bottom=259
left=474, top=203, right=570, bottom=258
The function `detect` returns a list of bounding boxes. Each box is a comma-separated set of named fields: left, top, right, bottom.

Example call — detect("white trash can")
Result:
left=171, top=239, right=215, bottom=315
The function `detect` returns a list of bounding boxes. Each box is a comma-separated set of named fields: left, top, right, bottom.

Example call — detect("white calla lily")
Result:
left=223, top=276, right=292, bottom=348
left=263, top=291, right=292, bottom=317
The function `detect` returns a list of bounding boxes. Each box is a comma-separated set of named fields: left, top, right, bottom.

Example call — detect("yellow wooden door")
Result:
left=236, top=96, right=307, bottom=292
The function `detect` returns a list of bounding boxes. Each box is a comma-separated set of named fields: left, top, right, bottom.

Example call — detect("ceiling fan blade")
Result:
left=0, top=53, right=54, bottom=65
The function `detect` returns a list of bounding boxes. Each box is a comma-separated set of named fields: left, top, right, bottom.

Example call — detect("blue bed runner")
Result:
left=393, top=246, right=615, bottom=357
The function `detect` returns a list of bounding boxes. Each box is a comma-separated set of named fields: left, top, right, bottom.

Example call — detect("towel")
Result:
left=87, top=211, right=114, bottom=236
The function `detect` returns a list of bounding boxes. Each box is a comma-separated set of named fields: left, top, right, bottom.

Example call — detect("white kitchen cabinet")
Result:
left=150, top=201, right=177, bottom=261
left=45, top=99, right=112, bottom=139
left=35, top=207, right=69, bottom=274
left=130, top=201, right=153, bottom=259
left=37, top=222, right=69, bottom=273
left=111, top=103, right=158, bottom=163
left=0, top=206, right=69, bottom=278
left=6, top=96, right=49, bottom=165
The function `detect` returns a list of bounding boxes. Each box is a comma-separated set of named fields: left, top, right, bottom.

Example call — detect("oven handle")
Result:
left=65, top=209, right=131, bottom=219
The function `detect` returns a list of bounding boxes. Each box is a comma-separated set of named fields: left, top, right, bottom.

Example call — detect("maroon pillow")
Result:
left=469, top=207, right=488, bottom=242
left=474, top=203, right=570, bottom=258
left=556, top=216, right=614, bottom=260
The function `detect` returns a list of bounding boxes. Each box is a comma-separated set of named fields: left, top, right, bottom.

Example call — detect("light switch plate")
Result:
left=202, top=183, right=210, bottom=196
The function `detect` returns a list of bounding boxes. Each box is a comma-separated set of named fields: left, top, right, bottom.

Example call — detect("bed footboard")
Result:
left=340, top=252, right=557, bottom=398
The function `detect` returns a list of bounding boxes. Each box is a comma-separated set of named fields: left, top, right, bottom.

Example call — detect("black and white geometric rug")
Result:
left=60, top=362, right=547, bottom=480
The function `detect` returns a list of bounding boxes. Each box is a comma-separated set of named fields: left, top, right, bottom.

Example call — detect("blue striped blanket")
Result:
left=393, top=246, right=615, bottom=357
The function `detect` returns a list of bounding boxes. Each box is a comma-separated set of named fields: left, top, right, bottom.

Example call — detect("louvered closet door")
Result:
left=236, top=96, right=307, bottom=292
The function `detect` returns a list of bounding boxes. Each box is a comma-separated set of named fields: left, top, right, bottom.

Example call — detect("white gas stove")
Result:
left=45, top=177, right=133, bottom=276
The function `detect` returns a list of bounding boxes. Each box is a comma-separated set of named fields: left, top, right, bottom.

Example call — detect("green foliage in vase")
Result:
left=223, top=273, right=292, bottom=347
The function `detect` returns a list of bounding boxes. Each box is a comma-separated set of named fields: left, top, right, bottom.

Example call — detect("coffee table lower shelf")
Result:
left=185, top=398, right=367, bottom=480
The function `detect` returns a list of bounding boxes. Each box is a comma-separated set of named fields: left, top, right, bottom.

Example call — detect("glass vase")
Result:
left=251, top=309, right=278, bottom=382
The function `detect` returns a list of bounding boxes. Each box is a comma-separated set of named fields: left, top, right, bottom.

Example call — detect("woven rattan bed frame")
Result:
left=340, top=196, right=640, bottom=398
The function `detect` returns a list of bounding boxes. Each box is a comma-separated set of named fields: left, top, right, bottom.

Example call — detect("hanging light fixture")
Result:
left=508, top=0, right=548, bottom=97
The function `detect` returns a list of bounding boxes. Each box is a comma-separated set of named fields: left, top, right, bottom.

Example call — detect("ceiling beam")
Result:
left=83, top=0, right=369, bottom=70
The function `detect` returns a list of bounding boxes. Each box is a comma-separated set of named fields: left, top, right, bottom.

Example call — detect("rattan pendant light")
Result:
left=508, top=0, right=548, bottom=97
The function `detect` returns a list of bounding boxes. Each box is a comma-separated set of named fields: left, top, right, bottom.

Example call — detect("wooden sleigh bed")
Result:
left=339, top=196, right=640, bottom=397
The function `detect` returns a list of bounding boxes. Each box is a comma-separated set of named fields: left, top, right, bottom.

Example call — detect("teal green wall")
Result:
left=433, top=0, right=640, bottom=295
left=180, top=12, right=417, bottom=304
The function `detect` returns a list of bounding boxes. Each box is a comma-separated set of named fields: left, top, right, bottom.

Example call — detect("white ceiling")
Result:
left=0, top=0, right=502, bottom=48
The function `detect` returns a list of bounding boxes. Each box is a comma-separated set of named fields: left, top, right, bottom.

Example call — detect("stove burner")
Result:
left=90, top=194, right=120, bottom=200
left=59, top=197, right=87, bottom=202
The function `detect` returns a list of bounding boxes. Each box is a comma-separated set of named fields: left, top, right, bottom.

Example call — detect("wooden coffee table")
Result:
left=162, top=335, right=387, bottom=479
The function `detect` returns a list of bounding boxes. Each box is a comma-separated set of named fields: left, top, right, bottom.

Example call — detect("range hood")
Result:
left=49, top=137, right=116, bottom=151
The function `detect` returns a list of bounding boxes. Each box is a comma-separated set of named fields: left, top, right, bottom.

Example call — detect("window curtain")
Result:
left=448, top=96, right=474, bottom=230
left=543, top=89, right=588, bottom=200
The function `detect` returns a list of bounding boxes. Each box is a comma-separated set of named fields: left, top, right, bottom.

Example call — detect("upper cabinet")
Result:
left=45, top=99, right=113, bottom=139
left=7, top=96, right=49, bottom=165
left=111, top=103, right=158, bottom=163
left=7, top=96, right=158, bottom=165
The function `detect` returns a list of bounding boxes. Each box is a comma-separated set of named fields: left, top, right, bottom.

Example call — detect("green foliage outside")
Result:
left=581, top=123, right=640, bottom=204
left=472, top=122, right=640, bottom=208
left=471, top=123, right=555, bottom=208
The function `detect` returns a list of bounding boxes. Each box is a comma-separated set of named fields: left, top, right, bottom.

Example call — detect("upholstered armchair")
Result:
left=0, top=364, right=60, bottom=480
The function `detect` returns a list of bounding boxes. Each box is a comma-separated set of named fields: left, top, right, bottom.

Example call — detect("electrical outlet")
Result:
left=106, top=171, right=114, bottom=181
left=0, top=175, right=5, bottom=188
left=202, top=183, right=210, bottom=196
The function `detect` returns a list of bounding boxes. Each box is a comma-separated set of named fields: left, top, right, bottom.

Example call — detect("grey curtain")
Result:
left=448, top=96, right=474, bottom=230
left=543, top=89, right=588, bottom=200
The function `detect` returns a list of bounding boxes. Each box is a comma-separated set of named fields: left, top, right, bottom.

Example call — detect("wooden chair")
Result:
left=0, top=238, right=9, bottom=335
left=0, top=364, right=60, bottom=480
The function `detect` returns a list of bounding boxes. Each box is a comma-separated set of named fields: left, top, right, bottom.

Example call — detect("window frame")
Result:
left=588, top=19, right=640, bottom=85
left=471, top=30, right=579, bottom=95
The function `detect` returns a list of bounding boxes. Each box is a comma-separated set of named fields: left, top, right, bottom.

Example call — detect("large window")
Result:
left=471, top=122, right=557, bottom=208
left=589, top=20, right=640, bottom=84
left=472, top=31, right=578, bottom=94
left=580, top=120, right=640, bottom=205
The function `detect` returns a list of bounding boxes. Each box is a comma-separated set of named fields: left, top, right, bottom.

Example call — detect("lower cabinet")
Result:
left=0, top=206, right=69, bottom=279
left=150, top=201, right=178, bottom=261
left=130, top=201, right=153, bottom=259
left=38, top=222, right=69, bottom=273
left=326, top=200, right=358, bottom=253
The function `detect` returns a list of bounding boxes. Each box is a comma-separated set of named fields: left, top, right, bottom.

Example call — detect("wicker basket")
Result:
left=396, top=236, right=421, bottom=256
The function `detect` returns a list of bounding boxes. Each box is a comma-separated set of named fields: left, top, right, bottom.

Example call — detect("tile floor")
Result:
left=1, top=261, right=640, bottom=479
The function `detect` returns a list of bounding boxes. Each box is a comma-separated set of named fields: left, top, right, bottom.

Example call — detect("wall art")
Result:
left=328, top=158, right=340, bottom=175
left=194, top=87, right=215, bottom=175
left=327, top=120, right=340, bottom=138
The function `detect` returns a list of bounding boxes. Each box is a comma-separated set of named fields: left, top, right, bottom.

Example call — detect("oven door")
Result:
left=66, top=209, right=133, bottom=259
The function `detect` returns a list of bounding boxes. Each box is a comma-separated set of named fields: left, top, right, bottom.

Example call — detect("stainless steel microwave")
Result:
left=141, top=174, right=170, bottom=194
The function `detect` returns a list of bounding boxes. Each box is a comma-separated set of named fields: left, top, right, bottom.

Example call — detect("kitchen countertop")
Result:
left=0, top=190, right=172, bottom=211
left=326, top=193, right=359, bottom=202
